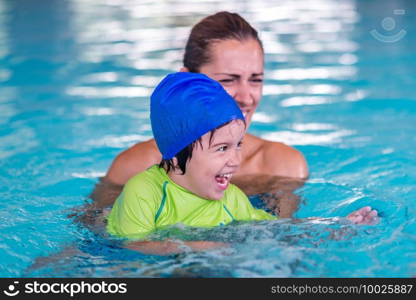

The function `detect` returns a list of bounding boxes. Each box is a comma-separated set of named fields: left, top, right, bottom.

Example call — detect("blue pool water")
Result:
left=0, top=0, right=415, bottom=277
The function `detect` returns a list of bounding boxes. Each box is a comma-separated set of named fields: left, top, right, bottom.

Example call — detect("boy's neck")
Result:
left=165, top=168, right=188, bottom=190
left=164, top=167, right=212, bottom=199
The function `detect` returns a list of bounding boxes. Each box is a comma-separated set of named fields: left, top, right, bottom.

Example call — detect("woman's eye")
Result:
left=250, top=78, right=263, bottom=83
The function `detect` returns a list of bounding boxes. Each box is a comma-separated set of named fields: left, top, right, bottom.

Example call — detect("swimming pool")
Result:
left=0, top=0, right=415, bottom=277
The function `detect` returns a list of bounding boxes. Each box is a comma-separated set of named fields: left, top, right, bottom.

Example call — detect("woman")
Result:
left=91, top=12, right=308, bottom=214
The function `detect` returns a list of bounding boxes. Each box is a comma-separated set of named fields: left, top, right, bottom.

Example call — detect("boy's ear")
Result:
left=171, top=157, right=185, bottom=174
left=172, top=157, right=180, bottom=169
left=179, top=67, right=189, bottom=72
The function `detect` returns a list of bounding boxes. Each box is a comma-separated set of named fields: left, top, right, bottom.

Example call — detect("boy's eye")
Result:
left=237, top=141, right=243, bottom=148
left=219, top=78, right=234, bottom=84
left=217, top=145, right=228, bottom=152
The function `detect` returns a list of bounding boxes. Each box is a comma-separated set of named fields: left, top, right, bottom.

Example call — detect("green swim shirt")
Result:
left=107, top=165, right=276, bottom=239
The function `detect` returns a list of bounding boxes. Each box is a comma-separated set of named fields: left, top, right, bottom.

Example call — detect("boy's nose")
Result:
left=227, top=149, right=242, bottom=167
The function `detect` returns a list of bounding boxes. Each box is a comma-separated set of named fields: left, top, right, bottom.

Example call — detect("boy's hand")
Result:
left=347, top=206, right=379, bottom=225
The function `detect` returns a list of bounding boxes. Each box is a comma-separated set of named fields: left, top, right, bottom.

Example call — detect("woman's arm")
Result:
left=106, top=139, right=161, bottom=185
left=89, top=139, right=160, bottom=209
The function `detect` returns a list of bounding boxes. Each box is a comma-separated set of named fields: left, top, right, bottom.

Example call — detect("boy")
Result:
left=107, top=72, right=378, bottom=255
left=107, top=72, right=276, bottom=254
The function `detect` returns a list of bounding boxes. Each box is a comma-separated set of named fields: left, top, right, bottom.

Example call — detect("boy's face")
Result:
left=171, top=119, right=245, bottom=200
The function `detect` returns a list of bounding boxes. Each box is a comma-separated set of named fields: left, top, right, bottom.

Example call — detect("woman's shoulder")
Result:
left=243, top=133, right=309, bottom=179
left=126, top=165, right=165, bottom=187
left=106, top=139, right=162, bottom=185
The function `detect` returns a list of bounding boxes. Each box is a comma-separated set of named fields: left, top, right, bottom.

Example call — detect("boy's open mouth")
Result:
left=215, top=173, right=232, bottom=190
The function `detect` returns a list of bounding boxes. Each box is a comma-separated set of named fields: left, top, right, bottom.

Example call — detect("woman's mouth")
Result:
left=215, top=173, right=232, bottom=190
left=241, top=110, right=252, bottom=123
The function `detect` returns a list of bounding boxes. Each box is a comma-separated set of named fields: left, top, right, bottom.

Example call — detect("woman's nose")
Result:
left=234, top=82, right=252, bottom=108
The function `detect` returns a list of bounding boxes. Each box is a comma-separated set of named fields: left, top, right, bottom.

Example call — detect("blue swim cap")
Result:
left=151, top=72, right=244, bottom=159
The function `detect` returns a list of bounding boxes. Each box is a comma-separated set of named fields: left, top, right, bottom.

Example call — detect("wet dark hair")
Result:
left=183, top=11, right=264, bottom=72
left=159, top=119, right=245, bottom=174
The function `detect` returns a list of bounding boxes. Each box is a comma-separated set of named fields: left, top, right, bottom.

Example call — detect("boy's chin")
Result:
left=207, top=191, right=225, bottom=201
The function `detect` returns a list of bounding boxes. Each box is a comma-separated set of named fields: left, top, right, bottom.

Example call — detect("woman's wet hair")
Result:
left=183, top=11, right=264, bottom=72
left=159, top=119, right=245, bottom=174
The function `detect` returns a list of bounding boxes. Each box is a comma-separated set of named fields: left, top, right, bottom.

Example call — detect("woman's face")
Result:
left=198, top=39, right=264, bottom=127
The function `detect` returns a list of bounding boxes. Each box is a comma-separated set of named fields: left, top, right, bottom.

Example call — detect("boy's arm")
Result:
left=232, top=174, right=305, bottom=218
left=125, top=240, right=228, bottom=256
left=227, top=185, right=276, bottom=221
left=346, top=206, right=379, bottom=225
left=106, top=175, right=159, bottom=239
